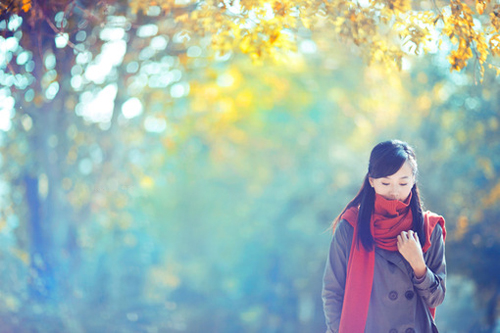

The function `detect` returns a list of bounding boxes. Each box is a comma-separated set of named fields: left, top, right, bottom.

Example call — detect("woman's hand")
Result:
left=397, top=230, right=427, bottom=279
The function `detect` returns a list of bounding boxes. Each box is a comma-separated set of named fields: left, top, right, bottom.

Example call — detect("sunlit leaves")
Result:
left=163, top=0, right=500, bottom=77
left=475, top=33, right=489, bottom=79
left=334, top=7, right=377, bottom=46
left=129, top=0, right=196, bottom=16
left=490, top=6, right=500, bottom=32
left=366, top=38, right=404, bottom=70
left=0, top=0, right=31, bottom=15
left=443, top=0, right=476, bottom=70
left=489, top=34, right=500, bottom=55
left=182, top=0, right=300, bottom=63
left=380, top=0, right=412, bottom=18
left=4, top=0, right=500, bottom=77
left=396, top=11, right=437, bottom=54
left=474, top=0, right=488, bottom=15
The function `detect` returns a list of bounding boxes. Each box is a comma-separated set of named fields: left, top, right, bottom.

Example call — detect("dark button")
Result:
left=389, top=329, right=398, bottom=333
left=405, top=329, right=415, bottom=333
left=388, top=290, right=398, bottom=300
left=405, top=290, right=415, bottom=300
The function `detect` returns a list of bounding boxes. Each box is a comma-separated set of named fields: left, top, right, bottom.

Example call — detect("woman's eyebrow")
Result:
left=383, top=175, right=410, bottom=180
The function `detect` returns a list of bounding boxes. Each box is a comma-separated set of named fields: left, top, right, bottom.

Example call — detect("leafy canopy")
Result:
left=143, top=0, right=500, bottom=79
left=3, top=0, right=500, bottom=79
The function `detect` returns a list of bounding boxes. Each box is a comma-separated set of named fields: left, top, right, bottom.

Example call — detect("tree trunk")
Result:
left=24, top=40, right=77, bottom=302
left=486, top=286, right=500, bottom=332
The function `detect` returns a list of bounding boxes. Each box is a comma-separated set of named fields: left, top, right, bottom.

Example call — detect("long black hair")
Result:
left=333, top=140, right=425, bottom=251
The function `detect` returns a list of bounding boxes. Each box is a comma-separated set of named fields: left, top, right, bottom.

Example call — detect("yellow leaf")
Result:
left=22, top=0, right=31, bottom=12
left=476, top=0, right=486, bottom=15
left=491, top=8, right=500, bottom=32
left=489, top=34, right=500, bottom=56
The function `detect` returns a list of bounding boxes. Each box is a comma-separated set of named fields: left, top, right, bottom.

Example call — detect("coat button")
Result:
left=389, top=329, right=398, bottom=333
left=405, top=290, right=415, bottom=300
left=388, top=290, right=398, bottom=300
left=405, top=329, right=415, bottom=333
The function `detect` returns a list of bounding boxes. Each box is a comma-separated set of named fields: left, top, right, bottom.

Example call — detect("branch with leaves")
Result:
left=129, top=0, right=500, bottom=79
left=3, top=0, right=500, bottom=79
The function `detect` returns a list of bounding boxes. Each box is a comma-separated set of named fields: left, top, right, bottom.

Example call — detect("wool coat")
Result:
left=322, top=219, right=446, bottom=333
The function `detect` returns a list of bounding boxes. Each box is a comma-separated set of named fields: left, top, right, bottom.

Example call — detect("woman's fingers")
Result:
left=397, top=230, right=421, bottom=251
left=408, top=230, right=419, bottom=241
left=397, top=229, right=425, bottom=270
left=402, top=230, right=419, bottom=242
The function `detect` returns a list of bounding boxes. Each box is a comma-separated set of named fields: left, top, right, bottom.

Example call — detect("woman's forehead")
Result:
left=384, top=162, right=414, bottom=178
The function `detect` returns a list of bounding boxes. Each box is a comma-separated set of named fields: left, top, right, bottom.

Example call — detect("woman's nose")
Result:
left=389, top=185, right=398, bottom=197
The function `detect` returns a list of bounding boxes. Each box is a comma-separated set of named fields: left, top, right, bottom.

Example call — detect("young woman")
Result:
left=322, top=140, right=446, bottom=333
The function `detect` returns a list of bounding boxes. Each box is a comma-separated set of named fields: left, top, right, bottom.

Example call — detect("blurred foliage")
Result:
left=0, top=0, right=499, bottom=332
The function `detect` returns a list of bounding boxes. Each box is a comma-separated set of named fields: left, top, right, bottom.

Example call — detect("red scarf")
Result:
left=338, top=193, right=446, bottom=333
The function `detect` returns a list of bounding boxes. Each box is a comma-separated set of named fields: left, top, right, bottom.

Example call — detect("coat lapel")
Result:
left=376, top=248, right=412, bottom=275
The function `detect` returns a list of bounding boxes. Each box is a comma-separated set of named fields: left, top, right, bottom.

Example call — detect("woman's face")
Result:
left=369, top=161, right=415, bottom=201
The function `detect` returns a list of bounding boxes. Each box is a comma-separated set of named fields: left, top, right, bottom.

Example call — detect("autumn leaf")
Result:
left=475, top=0, right=487, bottom=15
left=489, top=34, right=500, bottom=55
left=490, top=6, right=500, bottom=32
left=22, top=0, right=31, bottom=12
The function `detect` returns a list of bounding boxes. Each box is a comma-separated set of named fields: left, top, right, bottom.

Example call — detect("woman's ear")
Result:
left=368, top=177, right=374, bottom=188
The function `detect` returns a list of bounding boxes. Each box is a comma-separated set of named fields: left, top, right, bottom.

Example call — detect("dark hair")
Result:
left=333, top=140, right=425, bottom=251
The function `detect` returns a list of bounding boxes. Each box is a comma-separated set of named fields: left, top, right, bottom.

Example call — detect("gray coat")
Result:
left=322, top=219, right=446, bottom=333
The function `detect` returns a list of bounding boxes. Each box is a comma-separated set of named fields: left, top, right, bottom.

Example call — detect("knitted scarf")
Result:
left=338, top=193, right=446, bottom=333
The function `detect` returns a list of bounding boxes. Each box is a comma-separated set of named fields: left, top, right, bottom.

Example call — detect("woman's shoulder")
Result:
left=423, top=209, right=445, bottom=221
left=336, top=218, right=354, bottom=229
left=333, top=219, right=354, bottom=239
left=330, top=219, right=354, bottom=249
left=423, top=210, right=446, bottom=241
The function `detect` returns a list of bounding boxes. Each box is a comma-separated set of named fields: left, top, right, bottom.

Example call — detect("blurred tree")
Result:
left=0, top=0, right=112, bottom=305
left=1, top=0, right=500, bottom=332
left=0, top=1, right=197, bottom=330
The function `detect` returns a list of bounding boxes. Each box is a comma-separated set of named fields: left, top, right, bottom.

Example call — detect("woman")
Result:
left=322, top=140, right=446, bottom=333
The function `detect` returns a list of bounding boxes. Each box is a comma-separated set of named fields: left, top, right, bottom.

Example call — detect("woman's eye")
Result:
left=400, top=183, right=408, bottom=186
left=382, top=183, right=390, bottom=186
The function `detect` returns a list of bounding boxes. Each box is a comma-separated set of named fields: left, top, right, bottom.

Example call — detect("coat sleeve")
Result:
left=411, top=223, right=446, bottom=308
left=322, top=220, right=353, bottom=333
